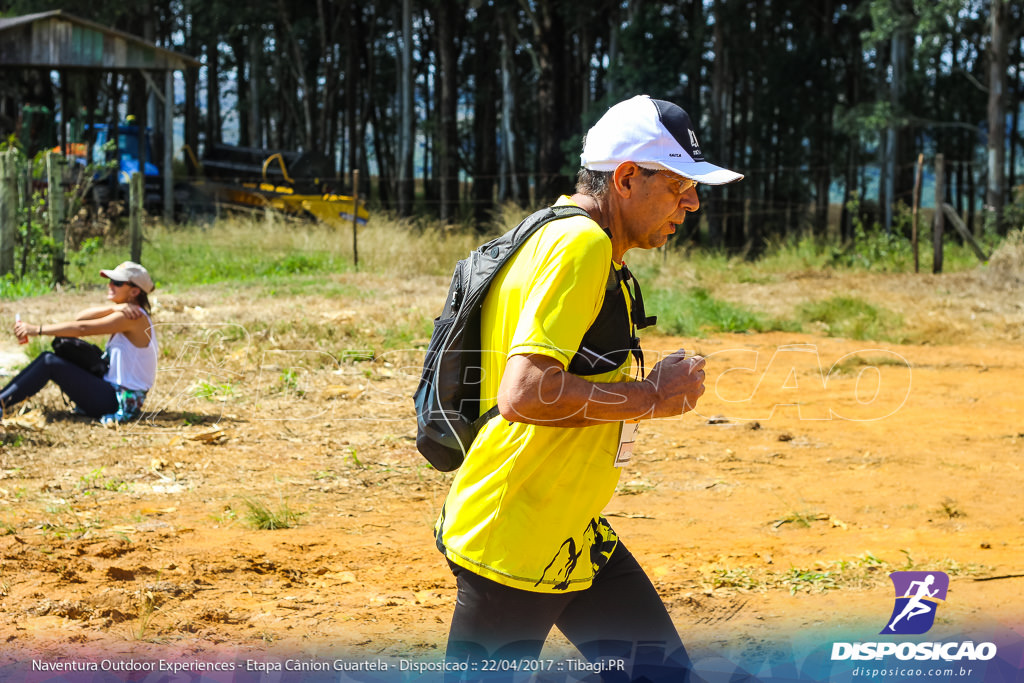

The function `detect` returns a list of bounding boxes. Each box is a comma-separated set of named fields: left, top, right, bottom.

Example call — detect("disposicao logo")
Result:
left=881, top=571, right=949, bottom=635
left=831, top=571, right=998, bottom=663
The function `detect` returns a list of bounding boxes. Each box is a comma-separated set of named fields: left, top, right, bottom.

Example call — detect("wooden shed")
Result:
left=0, top=10, right=200, bottom=220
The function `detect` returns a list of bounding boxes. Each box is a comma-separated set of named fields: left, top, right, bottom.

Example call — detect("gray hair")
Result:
left=576, top=165, right=657, bottom=199
left=575, top=168, right=613, bottom=198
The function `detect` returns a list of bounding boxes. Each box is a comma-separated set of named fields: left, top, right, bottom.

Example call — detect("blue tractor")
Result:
left=62, top=122, right=163, bottom=210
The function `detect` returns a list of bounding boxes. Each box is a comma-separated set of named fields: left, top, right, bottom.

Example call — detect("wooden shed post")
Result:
left=0, top=150, right=17, bottom=276
left=130, top=171, right=144, bottom=262
left=163, top=69, right=174, bottom=224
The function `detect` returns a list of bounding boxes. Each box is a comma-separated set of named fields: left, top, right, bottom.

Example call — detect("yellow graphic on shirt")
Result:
left=536, top=517, right=619, bottom=591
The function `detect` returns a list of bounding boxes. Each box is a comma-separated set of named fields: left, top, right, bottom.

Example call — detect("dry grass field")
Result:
left=0, top=220, right=1021, bottom=680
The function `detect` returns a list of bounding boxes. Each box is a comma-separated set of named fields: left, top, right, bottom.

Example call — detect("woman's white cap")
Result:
left=100, top=261, right=154, bottom=293
left=581, top=95, right=744, bottom=186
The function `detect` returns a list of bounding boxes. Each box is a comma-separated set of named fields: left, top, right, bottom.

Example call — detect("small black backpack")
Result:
left=52, top=337, right=110, bottom=377
left=412, top=205, right=655, bottom=471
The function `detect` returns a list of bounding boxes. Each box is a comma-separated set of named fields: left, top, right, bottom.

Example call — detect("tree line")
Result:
left=2, top=0, right=1022, bottom=251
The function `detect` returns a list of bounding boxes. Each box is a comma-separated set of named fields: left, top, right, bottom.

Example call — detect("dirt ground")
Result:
left=0, top=267, right=1021, bottom=679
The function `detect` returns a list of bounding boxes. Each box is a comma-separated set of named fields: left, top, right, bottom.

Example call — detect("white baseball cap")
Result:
left=581, top=95, right=743, bottom=186
left=100, top=261, right=155, bottom=293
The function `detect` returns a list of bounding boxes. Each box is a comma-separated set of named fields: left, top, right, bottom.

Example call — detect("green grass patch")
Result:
left=73, top=241, right=353, bottom=290
left=56, top=218, right=361, bottom=294
left=257, top=278, right=368, bottom=299
left=347, top=447, right=366, bottom=469
left=781, top=567, right=840, bottom=594
left=795, top=295, right=905, bottom=341
left=39, top=504, right=90, bottom=539
left=4, top=201, right=1018, bottom=305
left=0, top=272, right=54, bottom=299
left=647, top=287, right=794, bottom=336
left=774, top=509, right=822, bottom=529
left=3, top=208, right=1017, bottom=307
left=239, top=496, right=302, bottom=530
left=78, top=467, right=130, bottom=494
left=709, top=568, right=760, bottom=591
left=190, top=380, right=237, bottom=401
left=699, top=551, right=986, bottom=595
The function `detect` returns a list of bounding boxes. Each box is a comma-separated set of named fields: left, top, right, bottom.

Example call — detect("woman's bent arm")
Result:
left=15, top=312, right=143, bottom=341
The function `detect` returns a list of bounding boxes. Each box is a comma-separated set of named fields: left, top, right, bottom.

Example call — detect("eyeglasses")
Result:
left=656, top=171, right=698, bottom=195
left=108, top=279, right=130, bottom=287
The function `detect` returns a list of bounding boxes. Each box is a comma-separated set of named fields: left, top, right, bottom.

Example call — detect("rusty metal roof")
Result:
left=0, top=10, right=200, bottom=71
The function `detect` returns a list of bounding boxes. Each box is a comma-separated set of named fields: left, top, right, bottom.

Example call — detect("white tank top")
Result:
left=103, top=313, right=158, bottom=391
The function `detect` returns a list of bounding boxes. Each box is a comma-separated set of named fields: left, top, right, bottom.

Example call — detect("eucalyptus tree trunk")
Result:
left=471, top=1, right=498, bottom=226
left=524, top=0, right=568, bottom=203
left=498, top=8, right=520, bottom=203
left=435, top=0, right=460, bottom=223
left=205, top=40, right=222, bottom=146
left=707, top=0, right=729, bottom=249
left=277, top=1, right=316, bottom=151
left=812, top=0, right=835, bottom=238
left=231, top=34, right=250, bottom=145
left=398, top=0, right=415, bottom=216
left=986, top=0, right=1008, bottom=232
left=249, top=29, right=262, bottom=149
left=884, top=3, right=912, bottom=234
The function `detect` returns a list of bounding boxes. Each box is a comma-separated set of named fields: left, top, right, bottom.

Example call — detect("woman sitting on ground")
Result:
left=2, top=261, right=158, bottom=425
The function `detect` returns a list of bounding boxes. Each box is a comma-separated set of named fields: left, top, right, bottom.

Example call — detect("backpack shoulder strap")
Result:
left=502, top=204, right=591, bottom=245
left=471, top=204, right=593, bottom=430
left=618, top=263, right=657, bottom=330
left=472, top=205, right=590, bottom=272
left=550, top=205, right=592, bottom=220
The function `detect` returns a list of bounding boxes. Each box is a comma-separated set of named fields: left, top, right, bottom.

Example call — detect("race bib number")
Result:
left=615, top=422, right=638, bottom=468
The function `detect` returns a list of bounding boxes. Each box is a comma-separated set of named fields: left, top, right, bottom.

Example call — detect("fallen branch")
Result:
left=972, top=573, right=1024, bottom=582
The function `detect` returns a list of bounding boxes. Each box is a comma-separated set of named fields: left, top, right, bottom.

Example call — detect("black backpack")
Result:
left=52, top=337, right=110, bottom=377
left=413, top=205, right=656, bottom=472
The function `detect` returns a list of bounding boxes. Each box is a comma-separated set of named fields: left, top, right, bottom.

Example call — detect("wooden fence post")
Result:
left=46, top=152, right=67, bottom=284
left=130, top=172, right=144, bottom=263
left=911, top=153, right=923, bottom=274
left=933, top=154, right=945, bottom=274
left=351, top=168, right=360, bottom=270
left=0, top=150, right=17, bottom=276
left=941, top=203, right=989, bottom=263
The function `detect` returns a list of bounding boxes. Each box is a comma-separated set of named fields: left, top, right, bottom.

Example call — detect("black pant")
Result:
left=0, top=352, right=116, bottom=418
left=445, top=540, right=692, bottom=682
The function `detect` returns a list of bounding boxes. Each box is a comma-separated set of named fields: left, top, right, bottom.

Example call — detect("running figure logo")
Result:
left=881, top=571, right=949, bottom=635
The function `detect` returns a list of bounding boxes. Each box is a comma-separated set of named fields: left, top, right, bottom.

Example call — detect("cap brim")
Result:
left=100, top=268, right=154, bottom=292
left=650, top=161, right=743, bottom=186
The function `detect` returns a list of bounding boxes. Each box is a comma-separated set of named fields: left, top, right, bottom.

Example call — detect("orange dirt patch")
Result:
left=0, top=270, right=1021, bottom=677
